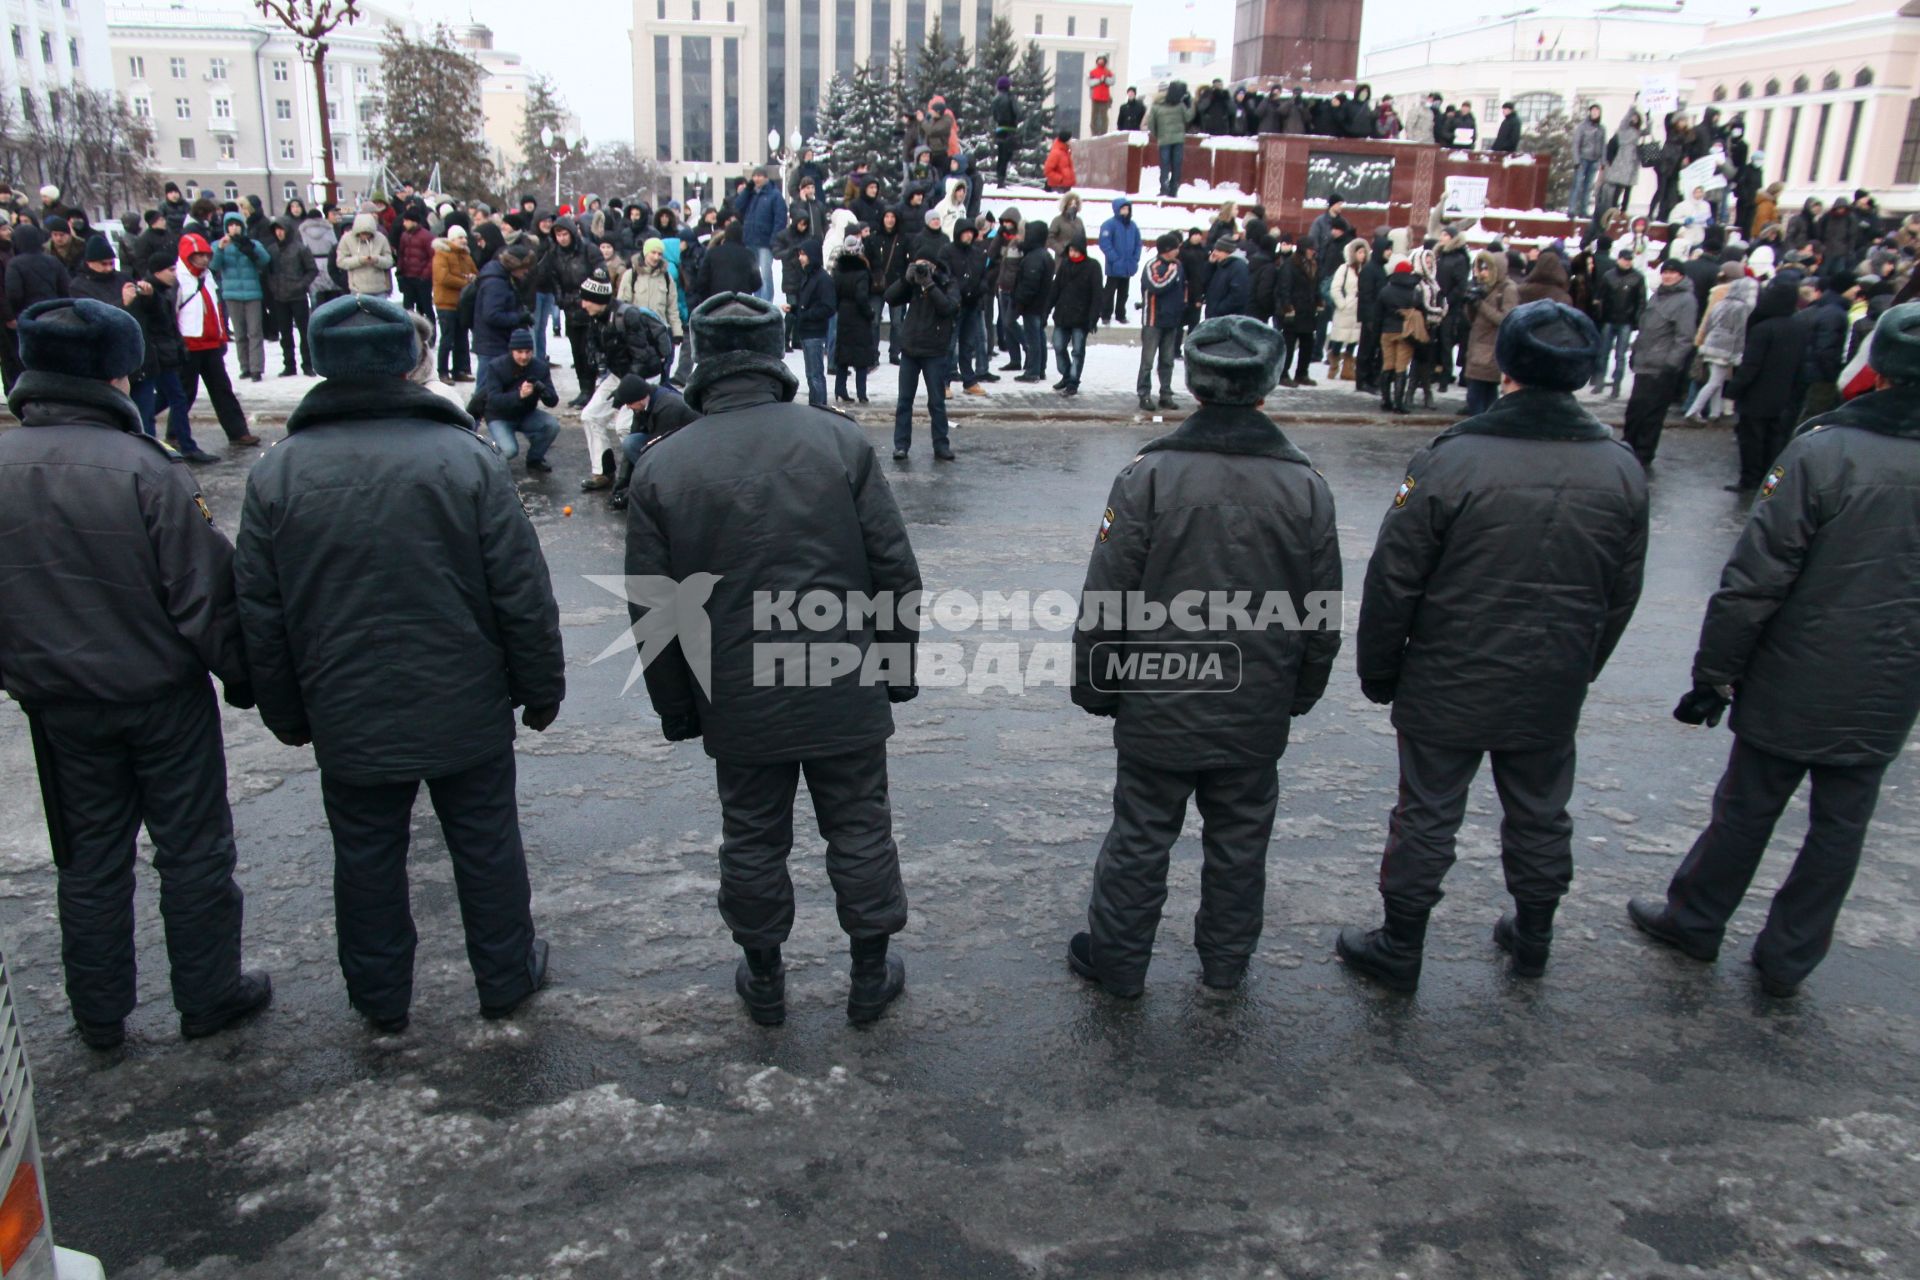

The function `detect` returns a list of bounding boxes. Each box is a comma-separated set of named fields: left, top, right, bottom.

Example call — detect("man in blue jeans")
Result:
left=738, top=167, right=788, bottom=304
left=475, top=327, right=559, bottom=472
left=1590, top=248, right=1646, bottom=398
left=885, top=250, right=958, bottom=461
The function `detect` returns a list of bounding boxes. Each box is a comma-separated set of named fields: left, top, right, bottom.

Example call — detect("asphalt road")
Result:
left=1, top=408, right=1914, bottom=1280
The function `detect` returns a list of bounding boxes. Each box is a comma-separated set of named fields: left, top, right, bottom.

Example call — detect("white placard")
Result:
left=1640, top=75, right=1677, bottom=123
left=1442, top=175, right=1488, bottom=216
left=1679, top=155, right=1724, bottom=192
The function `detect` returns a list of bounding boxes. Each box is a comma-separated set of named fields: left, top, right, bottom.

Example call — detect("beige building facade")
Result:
left=632, top=0, right=1127, bottom=201
left=1681, top=0, right=1920, bottom=211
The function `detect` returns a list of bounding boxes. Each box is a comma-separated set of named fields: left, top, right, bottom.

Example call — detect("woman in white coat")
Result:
left=1326, top=239, right=1370, bottom=381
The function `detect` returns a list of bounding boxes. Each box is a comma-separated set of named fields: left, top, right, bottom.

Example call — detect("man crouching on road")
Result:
left=1341, top=300, right=1648, bottom=992
left=234, top=294, right=566, bottom=1035
left=1068, top=315, right=1344, bottom=997
left=625, top=291, right=922, bottom=1027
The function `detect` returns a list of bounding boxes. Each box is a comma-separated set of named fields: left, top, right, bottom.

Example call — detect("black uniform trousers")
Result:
left=275, top=293, right=313, bottom=375
left=31, top=680, right=245, bottom=1024
left=713, top=743, right=908, bottom=947
left=1085, top=755, right=1280, bottom=986
left=1622, top=367, right=1685, bottom=465
left=1734, top=411, right=1795, bottom=489
left=319, top=747, right=538, bottom=1019
left=1378, top=733, right=1577, bottom=914
left=1663, top=736, right=1886, bottom=985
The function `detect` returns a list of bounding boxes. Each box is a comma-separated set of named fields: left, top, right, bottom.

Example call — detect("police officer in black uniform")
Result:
left=1629, top=303, right=1920, bottom=997
left=626, top=292, right=921, bottom=1027
left=234, top=295, right=565, bottom=1034
left=1067, top=316, right=1343, bottom=997
left=1342, top=301, right=1650, bottom=991
left=0, top=297, right=270, bottom=1050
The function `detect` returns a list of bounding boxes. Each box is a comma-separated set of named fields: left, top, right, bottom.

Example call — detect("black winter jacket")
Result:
left=1049, top=252, right=1103, bottom=329
left=695, top=239, right=762, bottom=299
left=0, top=374, right=248, bottom=707
left=129, top=274, right=187, bottom=375
left=592, top=302, right=674, bottom=379
left=1727, top=281, right=1804, bottom=407
left=5, top=226, right=69, bottom=316
left=1798, top=293, right=1849, bottom=383
left=1274, top=254, right=1319, bottom=334
left=832, top=254, right=880, bottom=369
left=470, top=258, right=530, bottom=359
left=1694, top=386, right=1920, bottom=764
left=1356, top=388, right=1649, bottom=750
left=1073, top=406, right=1342, bottom=768
left=1204, top=253, right=1251, bottom=318
left=1014, top=224, right=1054, bottom=316
left=69, top=266, right=132, bottom=308
left=477, top=352, right=559, bottom=422
left=947, top=237, right=988, bottom=307
left=234, top=379, right=565, bottom=783
left=884, top=265, right=958, bottom=357
left=626, top=364, right=922, bottom=761
left=791, top=259, right=835, bottom=339
left=1595, top=263, right=1646, bottom=325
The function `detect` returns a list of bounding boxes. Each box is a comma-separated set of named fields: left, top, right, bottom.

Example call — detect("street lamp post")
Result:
left=540, top=125, right=583, bottom=209
left=767, top=128, right=804, bottom=186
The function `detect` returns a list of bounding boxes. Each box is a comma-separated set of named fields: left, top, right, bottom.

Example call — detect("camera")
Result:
left=906, top=260, right=934, bottom=288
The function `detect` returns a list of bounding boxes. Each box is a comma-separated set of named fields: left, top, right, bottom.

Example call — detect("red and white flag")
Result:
left=1840, top=339, right=1877, bottom=401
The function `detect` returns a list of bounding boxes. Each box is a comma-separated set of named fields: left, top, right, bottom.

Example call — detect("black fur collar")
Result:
left=6, top=371, right=146, bottom=435
left=685, top=351, right=799, bottom=412
left=1803, top=385, right=1920, bottom=440
left=1137, top=403, right=1312, bottom=464
left=1438, top=387, right=1611, bottom=443
left=285, top=378, right=477, bottom=434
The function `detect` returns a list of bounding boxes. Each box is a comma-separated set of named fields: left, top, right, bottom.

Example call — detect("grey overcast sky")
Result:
left=389, top=0, right=1778, bottom=145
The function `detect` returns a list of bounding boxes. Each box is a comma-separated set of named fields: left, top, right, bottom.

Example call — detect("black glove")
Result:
left=660, top=711, right=702, bottom=742
left=222, top=681, right=256, bottom=711
left=887, top=684, right=919, bottom=704
left=1361, top=678, right=1397, bottom=705
left=1673, top=682, right=1731, bottom=728
left=521, top=704, right=559, bottom=732
left=1288, top=695, right=1318, bottom=718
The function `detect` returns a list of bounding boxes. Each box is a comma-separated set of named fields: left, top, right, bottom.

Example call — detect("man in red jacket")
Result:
left=174, top=232, right=257, bottom=450
left=395, top=204, right=437, bottom=339
left=1090, top=55, right=1116, bottom=136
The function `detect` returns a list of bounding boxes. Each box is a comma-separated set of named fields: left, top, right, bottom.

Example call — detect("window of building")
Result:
left=1855, top=67, right=1873, bottom=87
left=724, top=36, right=740, bottom=162
left=1034, top=14, right=1042, bottom=34
left=1712, top=85, right=1726, bottom=102
left=354, top=65, right=369, bottom=88
left=40, top=32, right=52, bottom=63
left=1737, top=81, right=1752, bottom=99
left=330, top=138, right=341, bottom=162
left=1897, top=98, right=1920, bottom=184
left=1067, top=15, right=1075, bottom=35
left=942, top=0, right=960, bottom=39
left=683, top=35, right=713, bottom=161
left=1764, top=77, right=1779, bottom=96
left=279, top=137, right=296, bottom=160
left=693, top=0, right=701, bottom=16
left=284, top=180, right=298, bottom=203
left=836, top=0, right=855, bottom=77
left=1758, top=108, right=1772, bottom=152
left=1820, top=70, right=1840, bottom=91
left=870, top=1, right=890, bottom=76
left=325, top=61, right=335, bottom=83
left=48, top=95, right=61, bottom=124
left=68, top=37, right=77, bottom=66
left=224, top=181, right=239, bottom=202
left=11, top=28, right=24, bottom=59
left=132, top=95, right=150, bottom=117
left=976, top=0, right=992, bottom=51
left=359, top=137, right=373, bottom=163
left=213, top=96, right=232, bottom=121
left=1514, top=91, right=1561, bottom=127
left=728, top=1, right=735, bottom=18
left=17, top=88, right=29, bottom=119
left=654, top=35, right=673, bottom=160
left=209, top=57, right=228, bottom=80
left=1100, top=17, right=1108, bottom=37
left=272, top=59, right=289, bottom=82
left=1839, top=99, right=1864, bottom=181
left=1056, top=50, right=1083, bottom=134
left=328, top=97, right=338, bottom=120
left=1781, top=104, right=1801, bottom=176
left=765, top=0, right=785, bottom=137
left=219, top=136, right=236, bottom=161
left=272, top=97, right=291, bottom=121
left=170, top=56, right=187, bottom=78
left=799, top=0, right=819, bottom=138
left=1808, top=101, right=1830, bottom=180
left=657, top=0, right=664, bottom=17
left=179, top=137, right=195, bottom=159
left=175, top=97, right=191, bottom=119
left=1792, top=74, right=1809, bottom=93
left=904, top=0, right=925, bottom=68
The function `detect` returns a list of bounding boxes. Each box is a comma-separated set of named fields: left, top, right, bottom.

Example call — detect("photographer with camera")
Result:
left=885, top=248, right=958, bottom=461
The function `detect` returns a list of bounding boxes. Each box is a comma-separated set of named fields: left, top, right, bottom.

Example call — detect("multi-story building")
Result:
left=1680, top=0, right=1920, bottom=211
left=108, top=2, right=399, bottom=209
left=3, top=0, right=115, bottom=124
left=632, top=0, right=1128, bottom=201
left=452, top=22, right=579, bottom=194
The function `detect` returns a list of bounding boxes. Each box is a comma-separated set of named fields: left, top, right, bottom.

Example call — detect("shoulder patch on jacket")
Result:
left=1392, top=473, right=1416, bottom=508
left=1098, top=506, right=1115, bottom=542
left=135, top=432, right=182, bottom=462
left=193, top=494, right=216, bottom=526
left=1759, top=464, right=1786, bottom=500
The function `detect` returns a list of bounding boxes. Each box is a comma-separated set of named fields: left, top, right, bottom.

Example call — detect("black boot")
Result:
left=480, top=939, right=550, bottom=1019
left=1396, top=371, right=1414, bottom=414
left=1380, top=380, right=1395, bottom=413
left=1067, top=931, right=1144, bottom=999
left=1335, top=906, right=1428, bottom=992
left=609, top=454, right=633, bottom=511
left=1493, top=901, right=1557, bottom=978
left=1627, top=898, right=1720, bottom=961
left=847, top=936, right=905, bottom=1025
left=735, top=946, right=787, bottom=1026
left=1138, top=394, right=1154, bottom=411
left=180, top=970, right=273, bottom=1039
